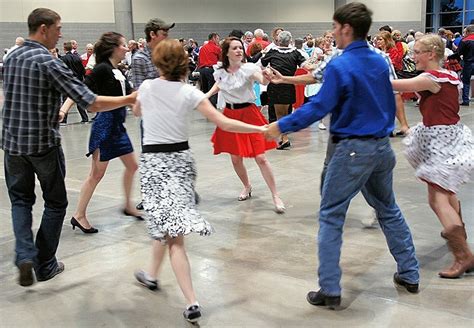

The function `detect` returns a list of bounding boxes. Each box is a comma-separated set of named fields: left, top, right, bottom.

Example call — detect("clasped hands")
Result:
left=259, top=122, right=281, bottom=140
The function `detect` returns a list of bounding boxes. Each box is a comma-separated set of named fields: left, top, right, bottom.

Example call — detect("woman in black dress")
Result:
left=61, top=32, right=142, bottom=233
left=261, top=31, right=306, bottom=149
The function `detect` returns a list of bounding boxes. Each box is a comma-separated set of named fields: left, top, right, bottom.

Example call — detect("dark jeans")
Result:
left=4, top=146, right=68, bottom=278
left=198, top=66, right=217, bottom=107
left=461, top=61, right=473, bottom=103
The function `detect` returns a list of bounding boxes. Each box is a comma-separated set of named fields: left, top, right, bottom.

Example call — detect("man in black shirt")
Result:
left=61, top=41, right=89, bottom=123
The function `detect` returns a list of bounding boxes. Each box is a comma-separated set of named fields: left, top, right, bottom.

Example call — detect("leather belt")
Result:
left=225, top=102, right=251, bottom=109
left=142, top=141, right=189, bottom=153
left=332, top=135, right=385, bottom=144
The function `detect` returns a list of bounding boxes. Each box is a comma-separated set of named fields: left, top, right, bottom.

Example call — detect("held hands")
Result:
left=263, top=122, right=281, bottom=140
left=262, top=66, right=284, bottom=84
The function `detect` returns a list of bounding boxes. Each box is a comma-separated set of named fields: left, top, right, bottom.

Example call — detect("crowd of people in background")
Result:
left=1, top=3, right=473, bottom=324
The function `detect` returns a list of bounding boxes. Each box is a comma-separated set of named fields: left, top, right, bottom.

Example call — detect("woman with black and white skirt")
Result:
left=132, top=39, right=266, bottom=323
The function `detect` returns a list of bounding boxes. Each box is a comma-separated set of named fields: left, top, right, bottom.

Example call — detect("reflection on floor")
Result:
left=0, top=102, right=473, bottom=327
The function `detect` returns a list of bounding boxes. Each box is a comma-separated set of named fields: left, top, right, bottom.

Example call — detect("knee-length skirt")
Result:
left=139, top=150, right=213, bottom=241
left=403, top=123, right=474, bottom=193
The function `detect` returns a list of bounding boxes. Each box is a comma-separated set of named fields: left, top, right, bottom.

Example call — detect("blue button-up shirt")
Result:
left=278, top=40, right=395, bottom=138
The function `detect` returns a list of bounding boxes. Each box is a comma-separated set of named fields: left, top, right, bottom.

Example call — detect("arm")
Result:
left=196, top=98, right=265, bottom=133
left=266, top=66, right=316, bottom=85
left=252, top=69, right=270, bottom=86
left=88, top=92, right=137, bottom=112
left=204, top=83, right=220, bottom=98
left=272, top=63, right=343, bottom=135
left=58, top=98, right=75, bottom=121
left=392, top=75, right=441, bottom=93
left=132, top=99, right=142, bottom=117
left=60, top=92, right=137, bottom=114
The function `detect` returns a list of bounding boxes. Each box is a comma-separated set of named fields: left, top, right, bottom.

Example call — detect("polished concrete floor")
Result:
left=0, top=98, right=473, bottom=327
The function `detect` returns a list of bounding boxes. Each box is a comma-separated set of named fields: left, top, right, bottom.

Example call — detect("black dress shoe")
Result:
left=136, top=202, right=144, bottom=210
left=18, top=261, right=34, bottom=287
left=393, top=273, right=419, bottom=293
left=71, top=217, right=98, bottom=233
left=460, top=102, right=470, bottom=106
left=123, top=209, right=144, bottom=220
left=276, top=140, right=291, bottom=150
left=306, top=290, right=341, bottom=309
left=37, top=262, right=65, bottom=282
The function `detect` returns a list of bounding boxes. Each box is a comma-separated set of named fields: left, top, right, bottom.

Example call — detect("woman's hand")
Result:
left=58, top=110, right=66, bottom=122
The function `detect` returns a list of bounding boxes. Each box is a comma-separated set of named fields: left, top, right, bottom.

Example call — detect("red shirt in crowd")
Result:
left=198, top=41, right=221, bottom=68
left=246, top=38, right=270, bottom=56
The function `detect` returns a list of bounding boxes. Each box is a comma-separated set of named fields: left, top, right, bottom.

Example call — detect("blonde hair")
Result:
left=416, top=34, right=445, bottom=61
left=152, top=39, right=188, bottom=81
left=378, top=31, right=395, bottom=50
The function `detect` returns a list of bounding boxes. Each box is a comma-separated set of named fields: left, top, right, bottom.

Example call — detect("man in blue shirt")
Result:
left=265, top=2, right=419, bottom=307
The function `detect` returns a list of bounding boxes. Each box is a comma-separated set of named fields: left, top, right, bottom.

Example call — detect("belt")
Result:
left=142, top=141, right=189, bottom=153
left=225, top=102, right=252, bottom=109
left=332, top=135, right=385, bottom=144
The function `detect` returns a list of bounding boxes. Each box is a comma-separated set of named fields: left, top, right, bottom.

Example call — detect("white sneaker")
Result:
left=362, top=210, right=378, bottom=228
left=318, top=122, right=327, bottom=130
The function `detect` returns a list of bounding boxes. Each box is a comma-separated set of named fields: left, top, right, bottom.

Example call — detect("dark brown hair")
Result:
left=94, top=32, right=124, bottom=64
left=28, top=8, right=60, bottom=34
left=333, top=2, right=372, bottom=40
left=152, top=39, right=188, bottom=81
left=220, top=37, right=246, bottom=71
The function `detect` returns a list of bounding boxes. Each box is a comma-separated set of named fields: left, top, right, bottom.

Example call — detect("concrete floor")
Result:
left=0, top=97, right=473, bottom=327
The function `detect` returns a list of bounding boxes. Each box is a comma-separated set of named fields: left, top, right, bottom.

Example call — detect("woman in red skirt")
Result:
left=206, top=37, right=285, bottom=213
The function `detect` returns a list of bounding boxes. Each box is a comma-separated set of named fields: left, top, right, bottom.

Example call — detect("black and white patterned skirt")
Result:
left=139, top=150, right=214, bottom=241
left=403, top=123, right=474, bottom=193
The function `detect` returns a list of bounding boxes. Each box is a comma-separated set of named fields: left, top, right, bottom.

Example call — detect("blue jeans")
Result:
left=461, top=61, right=473, bottom=103
left=318, top=137, right=419, bottom=295
left=4, top=146, right=68, bottom=278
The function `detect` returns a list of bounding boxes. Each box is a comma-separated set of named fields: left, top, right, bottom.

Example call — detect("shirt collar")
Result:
left=24, top=39, right=49, bottom=52
left=343, top=40, right=369, bottom=53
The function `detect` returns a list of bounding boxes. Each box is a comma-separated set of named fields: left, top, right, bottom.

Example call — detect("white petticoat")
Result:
left=403, top=123, right=474, bottom=193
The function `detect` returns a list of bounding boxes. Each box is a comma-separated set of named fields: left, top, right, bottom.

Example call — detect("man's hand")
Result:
left=264, top=122, right=281, bottom=139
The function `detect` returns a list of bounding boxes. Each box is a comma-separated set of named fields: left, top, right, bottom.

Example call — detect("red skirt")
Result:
left=211, top=104, right=277, bottom=158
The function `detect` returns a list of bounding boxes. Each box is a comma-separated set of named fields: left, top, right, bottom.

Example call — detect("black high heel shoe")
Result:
left=123, top=209, right=144, bottom=220
left=70, top=217, right=98, bottom=234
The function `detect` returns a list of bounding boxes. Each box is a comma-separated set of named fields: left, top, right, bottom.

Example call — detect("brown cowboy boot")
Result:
left=439, top=225, right=474, bottom=279
left=441, top=201, right=467, bottom=240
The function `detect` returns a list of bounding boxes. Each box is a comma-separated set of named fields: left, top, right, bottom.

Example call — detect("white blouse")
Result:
left=213, top=63, right=259, bottom=104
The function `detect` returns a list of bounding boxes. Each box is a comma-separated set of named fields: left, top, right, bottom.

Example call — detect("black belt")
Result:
left=225, top=102, right=252, bottom=109
left=142, top=141, right=189, bottom=153
left=332, top=135, right=385, bottom=144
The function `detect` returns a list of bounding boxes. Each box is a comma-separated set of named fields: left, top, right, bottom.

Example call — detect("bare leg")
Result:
left=427, top=185, right=462, bottom=230
left=274, top=104, right=290, bottom=143
left=147, top=240, right=167, bottom=278
left=168, top=235, right=197, bottom=305
left=230, top=154, right=252, bottom=198
left=395, top=94, right=409, bottom=133
left=119, top=152, right=140, bottom=215
left=73, top=150, right=109, bottom=228
left=254, top=154, right=284, bottom=211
